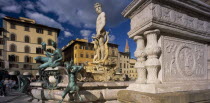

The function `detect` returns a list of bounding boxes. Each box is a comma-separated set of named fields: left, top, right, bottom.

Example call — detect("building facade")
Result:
left=118, top=40, right=137, bottom=80
left=121, top=58, right=137, bottom=80
left=62, top=39, right=94, bottom=65
left=62, top=39, right=119, bottom=66
left=0, top=28, right=6, bottom=69
left=2, top=16, right=60, bottom=76
left=118, top=52, right=130, bottom=72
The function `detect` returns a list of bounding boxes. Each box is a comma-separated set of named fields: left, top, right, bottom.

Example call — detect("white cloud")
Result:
left=24, top=1, right=35, bottom=10
left=25, top=11, right=64, bottom=30
left=0, top=0, right=21, bottom=13
left=80, top=30, right=92, bottom=39
left=37, top=0, right=131, bottom=28
left=109, top=34, right=115, bottom=43
left=64, top=31, right=73, bottom=37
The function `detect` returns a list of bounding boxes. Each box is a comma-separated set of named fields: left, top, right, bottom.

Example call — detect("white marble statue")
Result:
left=92, top=3, right=109, bottom=64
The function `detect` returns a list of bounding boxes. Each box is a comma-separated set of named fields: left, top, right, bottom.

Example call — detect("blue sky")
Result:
left=0, top=0, right=136, bottom=58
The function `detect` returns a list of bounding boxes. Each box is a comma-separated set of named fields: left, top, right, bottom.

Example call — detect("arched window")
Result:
left=24, top=36, right=30, bottom=43
left=8, top=55, right=19, bottom=62
left=10, top=44, right=16, bottom=52
left=24, top=56, right=30, bottom=63
left=24, top=46, right=30, bottom=53
left=112, top=50, right=115, bottom=56
left=37, top=38, right=42, bottom=44
left=9, top=55, right=16, bottom=62
left=36, top=47, right=43, bottom=54
left=86, top=54, right=89, bottom=58
left=48, top=39, right=52, bottom=46
left=10, top=34, right=16, bottom=41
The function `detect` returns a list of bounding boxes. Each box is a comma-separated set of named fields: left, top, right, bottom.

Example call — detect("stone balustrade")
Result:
left=144, top=29, right=161, bottom=84
left=133, top=36, right=146, bottom=84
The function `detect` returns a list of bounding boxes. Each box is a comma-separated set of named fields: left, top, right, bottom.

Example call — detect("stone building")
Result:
left=118, top=52, right=130, bottom=72
left=129, top=58, right=137, bottom=79
left=118, top=40, right=137, bottom=79
left=119, top=53, right=137, bottom=80
left=62, top=38, right=119, bottom=66
left=2, top=16, right=60, bottom=76
left=62, top=39, right=95, bottom=65
left=129, top=58, right=136, bottom=68
left=0, top=28, right=6, bottom=69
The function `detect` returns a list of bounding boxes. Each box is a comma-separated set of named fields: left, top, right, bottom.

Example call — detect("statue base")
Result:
left=118, top=89, right=210, bottom=103
left=85, top=63, right=124, bottom=82
left=127, top=81, right=210, bottom=93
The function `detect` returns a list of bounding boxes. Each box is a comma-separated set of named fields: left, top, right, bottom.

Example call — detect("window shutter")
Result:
left=30, top=57, right=33, bottom=63
left=15, top=56, right=17, bottom=62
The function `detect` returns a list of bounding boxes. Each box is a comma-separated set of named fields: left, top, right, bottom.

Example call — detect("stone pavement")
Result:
left=0, top=90, right=35, bottom=103
left=0, top=90, right=62, bottom=103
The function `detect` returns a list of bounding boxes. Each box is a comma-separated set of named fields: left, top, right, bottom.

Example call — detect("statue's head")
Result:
left=94, top=3, right=102, bottom=14
left=51, top=41, right=57, bottom=48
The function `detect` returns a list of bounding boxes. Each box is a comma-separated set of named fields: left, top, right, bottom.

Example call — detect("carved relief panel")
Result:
left=151, top=3, right=210, bottom=35
left=130, top=3, right=153, bottom=30
left=162, top=36, right=207, bottom=82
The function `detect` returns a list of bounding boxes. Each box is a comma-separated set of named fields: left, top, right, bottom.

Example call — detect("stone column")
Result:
left=134, top=36, right=146, bottom=83
left=144, top=29, right=161, bottom=84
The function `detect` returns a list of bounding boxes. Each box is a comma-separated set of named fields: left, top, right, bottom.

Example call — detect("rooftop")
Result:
left=3, top=16, right=60, bottom=36
left=62, top=38, right=119, bottom=51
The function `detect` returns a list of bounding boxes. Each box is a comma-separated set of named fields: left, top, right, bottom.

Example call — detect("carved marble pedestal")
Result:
left=123, top=0, right=210, bottom=94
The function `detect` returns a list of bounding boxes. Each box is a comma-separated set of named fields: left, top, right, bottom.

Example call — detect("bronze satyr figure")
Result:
left=59, top=60, right=83, bottom=103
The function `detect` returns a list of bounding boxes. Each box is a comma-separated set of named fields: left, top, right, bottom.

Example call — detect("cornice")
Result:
left=122, top=0, right=210, bottom=18
left=122, top=0, right=146, bottom=18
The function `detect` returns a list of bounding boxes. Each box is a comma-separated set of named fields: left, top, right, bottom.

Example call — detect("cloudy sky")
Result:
left=0, top=0, right=136, bottom=58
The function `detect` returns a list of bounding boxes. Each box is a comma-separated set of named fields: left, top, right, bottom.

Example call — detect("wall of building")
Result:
left=73, top=43, right=95, bottom=65
left=118, top=52, right=130, bottom=71
left=1, top=17, right=59, bottom=76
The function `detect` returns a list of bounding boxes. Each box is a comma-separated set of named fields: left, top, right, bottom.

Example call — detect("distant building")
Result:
left=124, top=39, right=130, bottom=53
left=62, top=38, right=119, bottom=66
left=2, top=16, right=60, bottom=76
left=129, top=59, right=137, bottom=79
left=62, top=39, right=95, bottom=65
left=119, top=40, right=137, bottom=80
left=118, top=52, right=130, bottom=72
